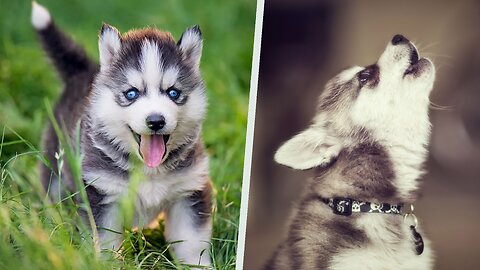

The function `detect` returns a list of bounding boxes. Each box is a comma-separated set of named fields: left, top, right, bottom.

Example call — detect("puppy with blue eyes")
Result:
left=32, top=2, right=212, bottom=266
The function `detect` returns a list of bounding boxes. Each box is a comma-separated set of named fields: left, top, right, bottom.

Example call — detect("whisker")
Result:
left=423, top=53, right=453, bottom=59
left=434, top=63, right=455, bottom=70
left=418, top=42, right=440, bottom=51
left=429, top=101, right=455, bottom=111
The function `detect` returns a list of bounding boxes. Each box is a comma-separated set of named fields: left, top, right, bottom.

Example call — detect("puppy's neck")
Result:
left=311, top=142, right=423, bottom=204
left=387, top=141, right=428, bottom=202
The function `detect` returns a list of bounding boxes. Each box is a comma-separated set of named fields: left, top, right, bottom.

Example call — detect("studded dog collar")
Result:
left=321, top=197, right=424, bottom=255
left=321, top=197, right=403, bottom=216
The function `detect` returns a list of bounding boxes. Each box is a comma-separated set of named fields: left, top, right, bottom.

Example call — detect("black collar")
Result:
left=322, top=197, right=425, bottom=255
left=322, top=197, right=403, bottom=216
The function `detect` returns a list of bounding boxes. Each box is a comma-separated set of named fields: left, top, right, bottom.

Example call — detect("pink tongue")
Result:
left=139, top=134, right=165, bottom=168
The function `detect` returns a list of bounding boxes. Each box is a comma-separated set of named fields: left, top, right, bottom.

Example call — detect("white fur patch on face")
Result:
left=31, top=2, right=51, bottom=30
left=140, top=41, right=162, bottom=90
left=126, top=94, right=179, bottom=135
left=90, top=87, right=135, bottom=152
left=124, top=69, right=144, bottom=90
left=377, top=42, right=412, bottom=76
left=161, top=67, right=179, bottom=90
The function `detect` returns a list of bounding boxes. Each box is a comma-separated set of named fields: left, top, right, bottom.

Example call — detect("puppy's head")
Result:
left=275, top=35, right=435, bottom=170
left=90, top=24, right=206, bottom=168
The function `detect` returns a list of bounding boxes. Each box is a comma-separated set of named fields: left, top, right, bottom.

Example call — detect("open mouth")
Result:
left=404, top=47, right=428, bottom=77
left=130, top=127, right=170, bottom=168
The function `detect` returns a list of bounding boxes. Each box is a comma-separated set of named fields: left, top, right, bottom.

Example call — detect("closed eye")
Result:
left=358, top=70, right=371, bottom=83
left=357, top=64, right=379, bottom=87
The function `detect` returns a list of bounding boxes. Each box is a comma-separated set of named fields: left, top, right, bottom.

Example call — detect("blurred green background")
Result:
left=0, top=0, right=256, bottom=269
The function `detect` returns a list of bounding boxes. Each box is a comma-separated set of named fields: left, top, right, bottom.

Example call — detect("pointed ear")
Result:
left=177, top=25, right=203, bottom=68
left=99, top=23, right=121, bottom=69
left=274, top=126, right=342, bottom=170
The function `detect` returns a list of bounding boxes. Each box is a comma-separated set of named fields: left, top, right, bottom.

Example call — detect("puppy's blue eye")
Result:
left=167, top=88, right=181, bottom=100
left=124, top=88, right=140, bottom=100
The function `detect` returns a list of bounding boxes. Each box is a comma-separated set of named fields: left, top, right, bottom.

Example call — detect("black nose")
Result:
left=146, top=114, right=166, bottom=132
left=391, top=34, right=409, bottom=45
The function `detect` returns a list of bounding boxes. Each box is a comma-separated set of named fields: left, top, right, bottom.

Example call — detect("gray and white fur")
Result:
left=32, top=2, right=212, bottom=266
left=267, top=35, right=435, bottom=269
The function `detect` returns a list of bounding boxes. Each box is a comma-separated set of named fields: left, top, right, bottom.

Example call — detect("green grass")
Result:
left=0, top=0, right=255, bottom=269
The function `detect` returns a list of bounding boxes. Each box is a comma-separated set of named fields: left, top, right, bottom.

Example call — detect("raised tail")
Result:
left=32, top=2, right=99, bottom=192
left=31, top=2, right=97, bottom=82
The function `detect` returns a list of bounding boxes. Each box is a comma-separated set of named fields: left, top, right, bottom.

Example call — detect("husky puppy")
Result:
left=267, top=35, right=435, bottom=269
left=32, top=2, right=212, bottom=266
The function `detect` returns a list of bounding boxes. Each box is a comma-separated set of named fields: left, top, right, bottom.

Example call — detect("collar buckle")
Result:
left=332, top=197, right=353, bottom=216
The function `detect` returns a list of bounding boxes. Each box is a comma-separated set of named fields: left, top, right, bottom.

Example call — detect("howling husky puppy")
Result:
left=32, top=2, right=212, bottom=266
left=267, top=35, right=435, bottom=269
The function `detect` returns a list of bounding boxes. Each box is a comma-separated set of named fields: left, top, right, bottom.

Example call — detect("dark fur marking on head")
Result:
left=104, top=28, right=182, bottom=86
left=173, top=94, right=189, bottom=106
left=358, top=64, right=380, bottom=89
left=176, top=63, right=204, bottom=93
left=319, top=80, right=354, bottom=110
left=118, top=28, right=181, bottom=72
left=161, top=87, right=190, bottom=106
left=101, top=28, right=202, bottom=108
left=114, top=89, right=149, bottom=107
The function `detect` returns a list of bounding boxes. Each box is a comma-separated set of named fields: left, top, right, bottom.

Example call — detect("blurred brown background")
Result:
left=244, top=0, right=480, bottom=269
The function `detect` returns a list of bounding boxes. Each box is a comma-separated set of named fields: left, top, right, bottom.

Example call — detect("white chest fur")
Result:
left=329, top=215, right=433, bottom=270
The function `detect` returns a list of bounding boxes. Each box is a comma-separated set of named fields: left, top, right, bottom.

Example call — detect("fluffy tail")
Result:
left=31, top=1, right=97, bottom=82
left=32, top=2, right=99, bottom=192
